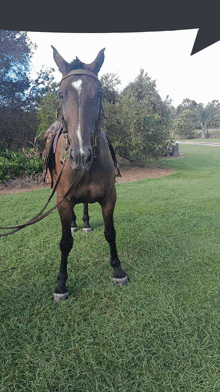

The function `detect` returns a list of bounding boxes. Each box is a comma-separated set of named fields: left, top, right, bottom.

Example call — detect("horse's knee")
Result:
left=60, top=235, right=73, bottom=253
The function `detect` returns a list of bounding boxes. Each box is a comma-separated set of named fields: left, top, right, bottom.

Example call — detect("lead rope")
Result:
left=0, top=157, right=85, bottom=237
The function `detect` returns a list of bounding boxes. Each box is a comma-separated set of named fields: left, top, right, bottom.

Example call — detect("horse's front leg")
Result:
left=100, top=196, right=128, bottom=286
left=83, top=203, right=92, bottom=233
left=53, top=199, right=74, bottom=302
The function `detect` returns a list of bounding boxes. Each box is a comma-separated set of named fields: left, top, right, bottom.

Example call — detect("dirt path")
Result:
left=116, top=166, right=175, bottom=183
left=0, top=165, right=175, bottom=196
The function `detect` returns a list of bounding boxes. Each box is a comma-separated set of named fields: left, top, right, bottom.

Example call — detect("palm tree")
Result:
left=196, top=101, right=220, bottom=138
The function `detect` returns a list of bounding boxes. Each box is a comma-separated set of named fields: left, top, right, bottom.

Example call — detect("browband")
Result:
left=59, top=69, right=102, bottom=86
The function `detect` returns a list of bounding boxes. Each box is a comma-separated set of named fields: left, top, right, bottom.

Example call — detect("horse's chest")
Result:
left=75, top=183, right=105, bottom=203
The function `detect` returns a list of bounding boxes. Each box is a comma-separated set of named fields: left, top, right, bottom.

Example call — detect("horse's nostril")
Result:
left=69, top=147, right=93, bottom=170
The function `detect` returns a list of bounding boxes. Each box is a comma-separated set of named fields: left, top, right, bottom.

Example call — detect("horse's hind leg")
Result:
left=71, top=208, right=78, bottom=233
left=83, top=203, right=92, bottom=233
left=53, top=200, right=74, bottom=302
left=100, top=197, right=128, bottom=286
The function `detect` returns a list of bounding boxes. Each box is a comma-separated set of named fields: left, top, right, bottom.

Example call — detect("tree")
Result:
left=100, top=73, right=123, bottom=148
left=176, top=98, right=198, bottom=115
left=196, top=101, right=220, bottom=137
left=174, top=98, right=220, bottom=138
left=101, top=69, right=172, bottom=162
left=117, top=70, right=173, bottom=161
left=100, top=73, right=121, bottom=104
left=173, top=109, right=195, bottom=139
left=0, top=30, right=56, bottom=149
left=0, top=31, right=35, bottom=109
left=36, top=90, right=59, bottom=150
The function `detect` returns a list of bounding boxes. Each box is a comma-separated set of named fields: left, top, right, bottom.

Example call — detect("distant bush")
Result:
left=101, top=70, right=173, bottom=162
left=0, top=146, right=44, bottom=183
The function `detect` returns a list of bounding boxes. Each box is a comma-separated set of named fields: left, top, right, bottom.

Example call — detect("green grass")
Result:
left=1, top=144, right=220, bottom=391
left=177, top=138, right=220, bottom=144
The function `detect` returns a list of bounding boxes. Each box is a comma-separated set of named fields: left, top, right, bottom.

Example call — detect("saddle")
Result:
left=43, top=121, right=63, bottom=187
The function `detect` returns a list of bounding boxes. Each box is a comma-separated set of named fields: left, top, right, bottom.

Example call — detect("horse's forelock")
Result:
left=69, top=57, right=85, bottom=72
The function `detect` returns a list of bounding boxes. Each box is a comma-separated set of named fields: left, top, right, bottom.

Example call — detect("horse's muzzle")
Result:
left=69, top=147, right=93, bottom=171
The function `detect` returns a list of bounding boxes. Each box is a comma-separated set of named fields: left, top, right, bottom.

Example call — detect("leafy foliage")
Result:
left=0, top=31, right=35, bottom=108
left=197, top=100, right=220, bottom=137
left=0, top=30, right=56, bottom=150
left=102, top=69, right=173, bottom=161
left=173, top=109, right=196, bottom=139
left=0, top=146, right=44, bottom=182
left=0, top=107, right=38, bottom=150
left=36, top=90, right=59, bottom=150
left=173, top=98, right=220, bottom=138
left=100, top=73, right=121, bottom=104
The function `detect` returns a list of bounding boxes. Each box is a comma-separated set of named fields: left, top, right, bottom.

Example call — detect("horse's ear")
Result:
left=51, top=46, right=69, bottom=75
left=87, top=48, right=105, bottom=75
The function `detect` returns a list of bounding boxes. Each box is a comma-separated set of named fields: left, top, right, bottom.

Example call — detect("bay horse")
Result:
left=50, top=46, right=128, bottom=301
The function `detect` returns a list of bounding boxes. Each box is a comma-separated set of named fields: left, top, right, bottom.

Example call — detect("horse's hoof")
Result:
left=71, top=226, right=78, bottom=233
left=53, top=292, right=69, bottom=302
left=113, top=275, right=128, bottom=287
left=83, top=227, right=92, bottom=233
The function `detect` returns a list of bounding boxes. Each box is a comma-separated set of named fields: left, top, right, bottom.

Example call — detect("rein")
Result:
left=0, top=68, right=102, bottom=238
left=0, top=162, right=85, bottom=237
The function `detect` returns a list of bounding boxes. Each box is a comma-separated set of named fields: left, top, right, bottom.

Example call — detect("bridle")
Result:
left=58, top=68, right=104, bottom=159
left=0, top=70, right=104, bottom=237
left=59, top=69, right=102, bottom=86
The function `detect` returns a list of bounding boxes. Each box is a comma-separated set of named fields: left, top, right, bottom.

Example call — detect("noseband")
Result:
left=58, top=69, right=104, bottom=159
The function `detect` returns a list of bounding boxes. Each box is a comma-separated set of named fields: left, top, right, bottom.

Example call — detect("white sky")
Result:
left=27, top=30, right=220, bottom=108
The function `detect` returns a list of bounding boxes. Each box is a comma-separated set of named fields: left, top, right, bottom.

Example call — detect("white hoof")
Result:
left=83, top=227, right=92, bottom=233
left=71, top=226, right=78, bottom=233
left=113, top=275, right=128, bottom=287
left=53, top=292, right=69, bottom=302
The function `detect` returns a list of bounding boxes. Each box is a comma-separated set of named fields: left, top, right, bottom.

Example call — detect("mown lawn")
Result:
left=1, top=144, right=220, bottom=391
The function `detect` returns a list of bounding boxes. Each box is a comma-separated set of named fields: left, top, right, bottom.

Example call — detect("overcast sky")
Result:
left=27, top=30, right=220, bottom=108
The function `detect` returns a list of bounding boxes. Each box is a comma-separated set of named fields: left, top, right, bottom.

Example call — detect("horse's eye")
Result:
left=59, top=92, right=64, bottom=100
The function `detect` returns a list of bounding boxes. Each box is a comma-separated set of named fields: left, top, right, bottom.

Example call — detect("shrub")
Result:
left=0, top=146, right=44, bottom=183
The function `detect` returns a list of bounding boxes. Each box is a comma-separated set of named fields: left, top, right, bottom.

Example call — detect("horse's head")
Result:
left=52, top=46, right=105, bottom=172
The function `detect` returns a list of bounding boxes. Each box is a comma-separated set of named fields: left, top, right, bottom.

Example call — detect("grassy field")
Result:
left=177, top=138, right=220, bottom=144
left=1, top=144, right=220, bottom=391
left=177, top=128, right=220, bottom=143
